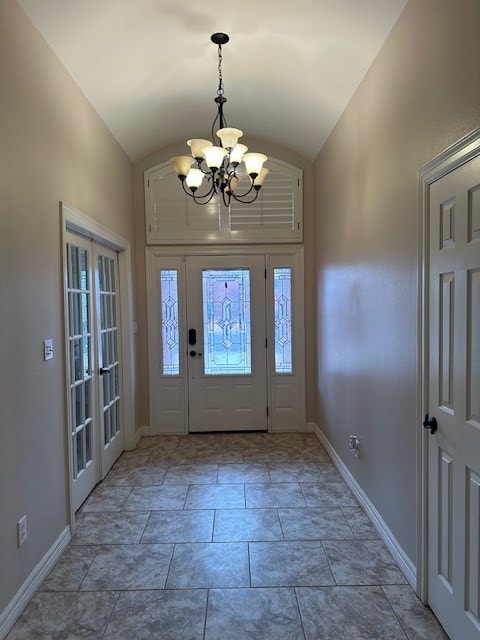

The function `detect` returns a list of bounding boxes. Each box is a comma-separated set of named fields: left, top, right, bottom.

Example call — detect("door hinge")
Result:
left=266, top=406, right=269, bottom=417
left=264, top=268, right=267, bottom=279
left=147, top=179, right=150, bottom=188
left=265, top=338, right=268, bottom=348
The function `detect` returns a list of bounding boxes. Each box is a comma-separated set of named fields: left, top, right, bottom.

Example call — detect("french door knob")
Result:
left=99, top=367, right=110, bottom=375
left=189, top=350, right=202, bottom=357
left=423, top=413, right=437, bottom=435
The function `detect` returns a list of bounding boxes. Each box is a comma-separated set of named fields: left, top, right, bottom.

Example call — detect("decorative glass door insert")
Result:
left=186, top=255, right=267, bottom=431
left=202, top=269, right=251, bottom=375
left=273, top=267, right=293, bottom=373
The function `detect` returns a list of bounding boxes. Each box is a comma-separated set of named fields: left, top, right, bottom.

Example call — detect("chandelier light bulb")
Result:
left=243, top=152, right=268, bottom=179
left=187, top=139, right=212, bottom=160
left=217, top=127, right=243, bottom=149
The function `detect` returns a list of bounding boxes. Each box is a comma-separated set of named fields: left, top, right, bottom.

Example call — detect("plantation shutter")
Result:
left=145, top=158, right=302, bottom=244
left=228, top=158, right=302, bottom=241
left=145, top=164, right=222, bottom=243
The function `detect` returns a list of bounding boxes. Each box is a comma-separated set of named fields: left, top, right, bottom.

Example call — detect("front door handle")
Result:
left=423, top=413, right=437, bottom=434
left=188, top=328, right=197, bottom=346
left=189, top=350, right=202, bottom=357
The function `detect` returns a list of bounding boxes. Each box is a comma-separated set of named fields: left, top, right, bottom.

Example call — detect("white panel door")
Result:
left=428, top=154, right=480, bottom=640
left=186, top=255, right=267, bottom=431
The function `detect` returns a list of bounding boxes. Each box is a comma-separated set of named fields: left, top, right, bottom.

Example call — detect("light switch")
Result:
left=44, top=339, right=53, bottom=361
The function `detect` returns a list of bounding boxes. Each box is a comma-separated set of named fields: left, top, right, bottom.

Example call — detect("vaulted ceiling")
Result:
left=18, top=0, right=407, bottom=162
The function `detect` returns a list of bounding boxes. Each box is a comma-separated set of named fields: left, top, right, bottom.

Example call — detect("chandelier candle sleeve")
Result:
left=170, top=156, right=193, bottom=179
left=217, top=127, right=243, bottom=149
left=187, top=139, right=212, bottom=161
left=229, top=144, right=248, bottom=165
left=169, top=32, right=269, bottom=206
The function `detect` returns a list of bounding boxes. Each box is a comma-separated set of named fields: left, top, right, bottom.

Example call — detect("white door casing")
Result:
left=62, top=202, right=136, bottom=520
left=146, top=245, right=305, bottom=434
left=186, top=255, right=267, bottom=432
left=419, top=129, right=480, bottom=640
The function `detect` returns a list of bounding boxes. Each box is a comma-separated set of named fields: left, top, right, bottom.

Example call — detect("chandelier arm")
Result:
left=228, top=180, right=256, bottom=199
left=180, top=178, right=217, bottom=203
left=231, top=190, right=260, bottom=205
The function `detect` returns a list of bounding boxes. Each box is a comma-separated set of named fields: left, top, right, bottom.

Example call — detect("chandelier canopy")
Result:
left=170, top=33, right=269, bottom=206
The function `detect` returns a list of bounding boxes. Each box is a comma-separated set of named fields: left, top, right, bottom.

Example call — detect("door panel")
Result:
left=428, top=155, right=480, bottom=640
left=186, top=255, right=267, bottom=431
left=66, top=235, right=96, bottom=511
left=65, top=234, right=123, bottom=511
left=95, top=245, right=123, bottom=477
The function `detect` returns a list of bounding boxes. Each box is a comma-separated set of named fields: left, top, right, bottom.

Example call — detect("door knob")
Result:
left=189, top=350, right=202, bottom=357
left=423, top=413, right=437, bottom=434
left=99, top=367, right=110, bottom=375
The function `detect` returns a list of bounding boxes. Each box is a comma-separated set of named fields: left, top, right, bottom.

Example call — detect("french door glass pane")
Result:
left=202, top=269, right=252, bottom=375
left=70, top=245, right=79, bottom=289
left=274, top=267, right=293, bottom=373
left=160, top=270, right=180, bottom=375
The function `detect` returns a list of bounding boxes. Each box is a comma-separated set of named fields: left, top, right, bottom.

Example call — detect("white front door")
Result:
left=427, top=154, right=480, bottom=640
left=65, top=233, right=123, bottom=510
left=185, top=255, right=267, bottom=431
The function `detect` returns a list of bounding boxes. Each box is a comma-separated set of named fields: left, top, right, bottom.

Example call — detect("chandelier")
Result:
left=170, top=33, right=269, bottom=206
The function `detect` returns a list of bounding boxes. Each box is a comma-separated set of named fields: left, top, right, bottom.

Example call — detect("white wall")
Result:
left=0, top=0, right=134, bottom=615
left=313, top=0, right=480, bottom=564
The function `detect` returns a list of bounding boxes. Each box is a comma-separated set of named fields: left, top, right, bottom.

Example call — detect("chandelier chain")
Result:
left=217, top=45, right=224, bottom=97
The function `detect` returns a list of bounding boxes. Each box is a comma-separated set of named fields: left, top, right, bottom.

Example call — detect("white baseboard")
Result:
left=140, top=425, right=151, bottom=437
left=305, top=422, right=315, bottom=433
left=125, top=427, right=143, bottom=450
left=313, top=424, right=416, bottom=588
left=0, top=526, right=71, bottom=640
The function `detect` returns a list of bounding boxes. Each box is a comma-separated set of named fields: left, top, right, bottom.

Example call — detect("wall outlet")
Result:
left=17, top=515, right=27, bottom=547
left=349, top=435, right=360, bottom=457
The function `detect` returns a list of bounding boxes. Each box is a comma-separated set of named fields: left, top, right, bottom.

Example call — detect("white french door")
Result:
left=95, top=245, right=123, bottom=476
left=426, top=153, right=480, bottom=640
left=65, top=232, right=123, bottom=510
left=186, top=255, right=267, bottom=431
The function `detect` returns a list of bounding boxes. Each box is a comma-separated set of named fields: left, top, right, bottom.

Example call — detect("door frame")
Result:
left=417, top=126, right=480, bottom=601
left=61, top=202, right=137, bottom=527
left=146, top=244, right=306, bottom=435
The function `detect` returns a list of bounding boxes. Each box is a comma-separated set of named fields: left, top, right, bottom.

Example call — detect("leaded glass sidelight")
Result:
left=202, top=269, right=252, bottom=375
left=274, top=267, right=292, bottom=373
left=160, top=270, right=180, bottom=375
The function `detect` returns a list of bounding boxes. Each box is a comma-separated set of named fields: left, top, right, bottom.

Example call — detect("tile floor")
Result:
left=7, top=432, right=449, bottom=640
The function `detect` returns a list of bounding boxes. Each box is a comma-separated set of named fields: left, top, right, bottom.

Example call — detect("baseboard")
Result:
left=0, top=526, right=71, bottom=640
left=140, top=425, right=151, bottom=437
left=305, top=422, right=315, bottom=433
left=312, top=424, right=417, bottom=588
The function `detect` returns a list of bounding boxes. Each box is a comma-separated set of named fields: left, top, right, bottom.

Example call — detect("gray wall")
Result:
left=0, top=0, right=134, bottom=614
left=313, top=0, right=480, bottom=563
